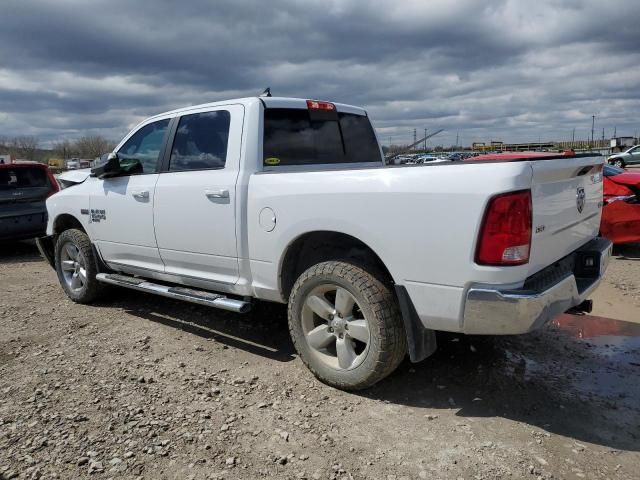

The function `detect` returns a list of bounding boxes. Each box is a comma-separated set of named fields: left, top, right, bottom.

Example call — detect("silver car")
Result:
left=608, top=145, right=640, bottom=168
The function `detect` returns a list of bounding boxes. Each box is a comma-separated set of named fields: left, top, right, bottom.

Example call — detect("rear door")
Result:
left=89, top=118, right=171, bottom=271
left=153, top=105, right=244, bottom=285
left=528, top=155, right=604, bottom=273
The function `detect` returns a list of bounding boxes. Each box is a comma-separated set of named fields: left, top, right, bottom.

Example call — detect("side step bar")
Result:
left=96, top=273, right=251, bottom=313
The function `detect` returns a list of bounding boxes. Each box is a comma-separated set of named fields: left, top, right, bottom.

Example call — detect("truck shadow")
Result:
left=363, top=316, right=640, bottom=452
left=0, top=240, right=43, bottom=264
left=96, top=290, right=296, bottom=363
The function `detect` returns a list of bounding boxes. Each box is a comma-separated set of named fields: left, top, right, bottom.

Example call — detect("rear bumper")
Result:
left=0, top=212, right=47, bottom=241
left=463, top=237, right=613, bottom=335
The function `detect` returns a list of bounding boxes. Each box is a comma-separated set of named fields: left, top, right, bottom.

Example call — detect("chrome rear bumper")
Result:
left=463, top=238, right=613, bottom=335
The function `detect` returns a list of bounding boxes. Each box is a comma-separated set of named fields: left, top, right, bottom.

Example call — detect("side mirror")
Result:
left=90, top=153, right=121, bottom=178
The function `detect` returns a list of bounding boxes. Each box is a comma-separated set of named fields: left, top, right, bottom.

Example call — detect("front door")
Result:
left=90, top=118, right=171, bottom=272
left=154, top=105, right=243, bottom=285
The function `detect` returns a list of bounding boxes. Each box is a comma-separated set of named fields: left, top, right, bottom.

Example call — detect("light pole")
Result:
left=591, top=115, right=595, bottom=145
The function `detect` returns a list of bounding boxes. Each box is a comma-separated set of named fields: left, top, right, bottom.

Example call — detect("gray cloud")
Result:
left=0, top=0, right=639, bottom=147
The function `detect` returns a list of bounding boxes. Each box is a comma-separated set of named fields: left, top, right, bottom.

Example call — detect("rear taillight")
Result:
left=306, top=100, right=336, bottom=111
left=475, top=190, right=532, bottom=266
left=46, top=169, right=59, bottom=197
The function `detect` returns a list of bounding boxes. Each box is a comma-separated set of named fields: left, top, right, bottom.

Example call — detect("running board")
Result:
left=96, top=273, right=251, bottom=313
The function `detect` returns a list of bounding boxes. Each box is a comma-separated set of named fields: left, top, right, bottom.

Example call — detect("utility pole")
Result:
left=591, top=115, right=595, bottom=145
left=602, top=128, right=605, bottom=141
left=613, top=126, right=616, bottom=138
left=455, top=131, right=459, bottom=149
left=572, top=127, right=575, bottom=143
left=413, top=129, right=417, bottom=150
left=424, top=129, right=427, bottom=151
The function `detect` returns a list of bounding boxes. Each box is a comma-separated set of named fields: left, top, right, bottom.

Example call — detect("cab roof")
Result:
left=150, top=96, right=367, bottom=121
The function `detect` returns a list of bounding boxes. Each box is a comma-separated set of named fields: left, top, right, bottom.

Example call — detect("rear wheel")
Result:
left=55, top=229, right=104, bottom=303
left=288, top=261, right=406, bottom=390
left=612, top=158, right=625, bottom=168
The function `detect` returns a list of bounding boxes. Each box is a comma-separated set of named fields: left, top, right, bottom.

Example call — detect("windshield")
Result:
left=604, top=164, right=624, bottom=177
left=0, top=166, right=48, bottom=189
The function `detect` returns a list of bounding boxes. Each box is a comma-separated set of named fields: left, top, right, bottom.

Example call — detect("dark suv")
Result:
left=0, top=162, right=59, bottom=241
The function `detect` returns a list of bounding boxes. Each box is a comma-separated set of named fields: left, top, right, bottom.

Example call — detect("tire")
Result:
left=54, top=229, right=104, bottom=304
left=288, top=261, right=407, bottom=390
left=612, top=158, right=625, bottom=168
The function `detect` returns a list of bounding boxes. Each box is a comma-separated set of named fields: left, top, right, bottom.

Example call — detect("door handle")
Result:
left=205, top=189, right=229, bottom=199
left=132, top=190, right=149, bottom=200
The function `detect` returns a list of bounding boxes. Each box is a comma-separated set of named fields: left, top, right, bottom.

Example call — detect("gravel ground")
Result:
left=1, top=241, right=639, bottom=480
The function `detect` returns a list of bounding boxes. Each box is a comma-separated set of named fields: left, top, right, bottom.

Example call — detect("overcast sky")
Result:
left=1, top=0, right=639, bottom=148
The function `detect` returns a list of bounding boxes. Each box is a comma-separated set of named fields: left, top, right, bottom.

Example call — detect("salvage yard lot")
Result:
left=1, top=242, right=639, bottom=480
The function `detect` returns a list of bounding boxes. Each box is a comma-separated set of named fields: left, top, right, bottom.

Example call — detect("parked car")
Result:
left=601, top=164, right=640, bottom=244
left=608, top=145, right=640, bottom=168
left=37, top=96, right=611, bottom=390
left=1, top=162, right=59, bottom=241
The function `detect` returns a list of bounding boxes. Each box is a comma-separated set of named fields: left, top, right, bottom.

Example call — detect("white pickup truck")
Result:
left=37, top=96, right=612, bottom=390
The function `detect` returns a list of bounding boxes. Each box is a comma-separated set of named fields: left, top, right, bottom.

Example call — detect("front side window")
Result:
left=263, top=108, right=381, bottom=167
left=169, top=111, right=231, bottom=171
left=117, top=119, right=170, bottom=174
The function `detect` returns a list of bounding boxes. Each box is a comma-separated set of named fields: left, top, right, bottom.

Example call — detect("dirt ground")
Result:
left=1, top=241, right=639, bottom=480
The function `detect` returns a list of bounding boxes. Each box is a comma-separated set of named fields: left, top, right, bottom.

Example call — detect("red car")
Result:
left=468, top=152, right=640, bottom=245
left=0, top=162, right=59, bottom=241
left=601, top=164, right=640, bottom=244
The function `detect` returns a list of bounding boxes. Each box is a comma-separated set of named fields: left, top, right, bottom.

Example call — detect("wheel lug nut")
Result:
left=339, top=334, right=344, bottom=339
left=328, top=314, right=334, bottom=320
left=328, top=327, right=334, bottom=333
left=344, top=324, right=349, bottom=330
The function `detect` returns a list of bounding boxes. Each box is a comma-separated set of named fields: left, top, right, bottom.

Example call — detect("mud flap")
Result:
left=395, top=285, right=437, bottom=363
left=35, top=235, right=55, bottom=269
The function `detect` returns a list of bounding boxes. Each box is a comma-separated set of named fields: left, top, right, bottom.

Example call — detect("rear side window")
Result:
left=263, top=109, right=381, bottom=167
left=170, top=111, right=231, bottom=171
left=0, top=167, right=48, bottom=189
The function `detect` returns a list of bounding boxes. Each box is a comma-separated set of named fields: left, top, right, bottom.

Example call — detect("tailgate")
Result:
left=529, top=155, right=604, bottom=275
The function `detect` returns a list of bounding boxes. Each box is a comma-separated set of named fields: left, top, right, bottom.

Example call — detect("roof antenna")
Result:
left=260, top=87, right=272, bottom=97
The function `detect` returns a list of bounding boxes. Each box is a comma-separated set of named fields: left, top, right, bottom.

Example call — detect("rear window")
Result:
left=263, top=108, right=381, bottom=167
left=0, top=167, right=48, bottom=189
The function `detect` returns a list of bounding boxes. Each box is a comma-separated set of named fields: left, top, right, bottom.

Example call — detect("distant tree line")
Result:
left=51, top=135, right=116, bottom=160
left=0, top=135, right=116, bottom=163
left=0, top=136, right=41, bottom=161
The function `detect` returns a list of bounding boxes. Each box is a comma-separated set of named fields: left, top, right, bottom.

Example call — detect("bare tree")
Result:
left=52, top=139, right=76, bottom=159
left=73, top=135, right=116, bottom=159
left=15, top=136, right=40, bottom=161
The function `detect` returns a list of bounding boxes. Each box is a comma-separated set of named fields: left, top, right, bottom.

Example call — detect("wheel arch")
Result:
left=278, top=230, right=396, bottom=302
left=52, top=213, right=87, bottom=235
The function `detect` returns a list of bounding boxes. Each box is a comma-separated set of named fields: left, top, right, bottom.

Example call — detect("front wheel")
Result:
left=288, top=261, right=407, bottom=390
left=612, top=158, right=625, bottom=168
left=55, top=229, right=104, bottom=303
